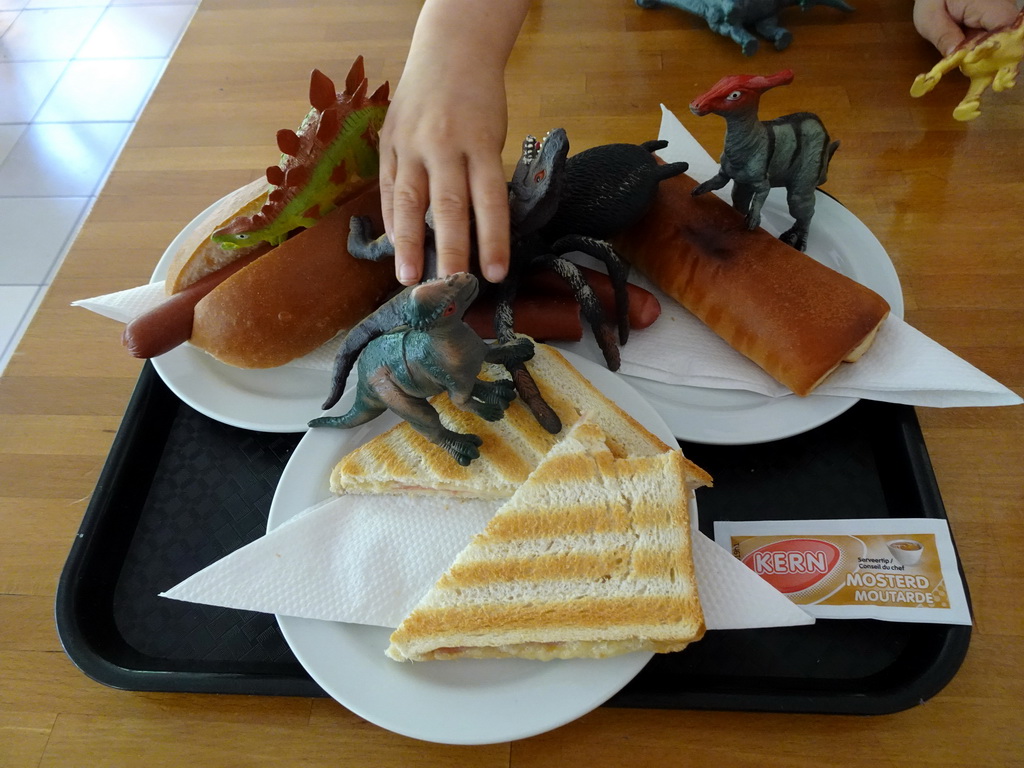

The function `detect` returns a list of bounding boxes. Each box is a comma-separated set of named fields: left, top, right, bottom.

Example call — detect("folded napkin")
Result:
left=73, top=106, right=1021, bottom=409
left=614, top=276, right=1021, bottom=407
left=161, top=493, right=815, bottom=632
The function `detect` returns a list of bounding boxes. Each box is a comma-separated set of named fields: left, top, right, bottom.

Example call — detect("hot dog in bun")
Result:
left=123, top=59, right=399, bottom=368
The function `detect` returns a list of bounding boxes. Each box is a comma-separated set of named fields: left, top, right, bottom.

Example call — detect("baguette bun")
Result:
left=164, top=176, right=272, bottom=294
left=386, top=418, right=707, bottom=662
left=613, top=172, right=891, bottom=396
left=330, top=344, right=708, bottom=498
left=168, top=182, right=398, bottom=369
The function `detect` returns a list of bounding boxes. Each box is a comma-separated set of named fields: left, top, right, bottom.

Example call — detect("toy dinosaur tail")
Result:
left=820, top=139, right=841, bottom=185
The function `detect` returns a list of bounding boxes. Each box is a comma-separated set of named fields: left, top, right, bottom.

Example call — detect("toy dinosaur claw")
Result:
left=465, top=378, right=517, bottom=421
left=772, top=30, right=793, bottom=51
left=348, top=215, right=394, bottom=261
left=910, top=73, right=937, bottom=98
left=994, top=68, right=1017, bottom=91
left=595, top=323, right=622, bottom=372
left=952, top=101, right=983, bottom=122
left=779, top=224, right=809, bottom=252
left=503, top=336, right=536, bottom=365
left=308, top=415, right=345, bottom=429
left=440, top=432, right=484, bottom=467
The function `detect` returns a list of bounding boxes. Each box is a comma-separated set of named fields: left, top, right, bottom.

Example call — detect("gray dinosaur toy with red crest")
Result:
left=689, top=69, right=839, bottom=251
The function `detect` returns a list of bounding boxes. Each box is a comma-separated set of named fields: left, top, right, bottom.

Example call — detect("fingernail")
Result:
left=398, top=263, right=418, bottom=284
left=483, top=263, right=508, bottom=283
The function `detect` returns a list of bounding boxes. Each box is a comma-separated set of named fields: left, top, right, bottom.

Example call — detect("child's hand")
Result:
left=913, top=0, right=1019, bottom=55
left=380, top=56, right=512, bottom=286
left=378, top=0, right=530, bottom=286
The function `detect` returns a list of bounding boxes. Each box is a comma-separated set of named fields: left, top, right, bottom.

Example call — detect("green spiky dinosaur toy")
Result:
left=212, top=57, right=389, bottom=249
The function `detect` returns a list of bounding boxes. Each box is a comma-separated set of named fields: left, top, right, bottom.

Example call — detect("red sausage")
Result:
left=122, top=246, right=270, bottom=358
left=464, top=294, right=583, bottom=341
left=522, top=264, right=661, bottom=329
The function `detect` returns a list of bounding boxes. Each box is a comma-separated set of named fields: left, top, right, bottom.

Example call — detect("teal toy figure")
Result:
left=636, top=0, right=854, bottom=56
left=310, top=273, right=534, bottom=466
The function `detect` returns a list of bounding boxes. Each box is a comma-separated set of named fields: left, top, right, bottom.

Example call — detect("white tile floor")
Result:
left=0, top=0, right=199, bottom=375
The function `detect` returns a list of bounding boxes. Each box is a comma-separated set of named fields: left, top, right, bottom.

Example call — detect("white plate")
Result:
left=269, top=350, right=685, bottom=745
left=148, top=199, right=330, bottom=433
left=558, top=188, right=905, bottom=445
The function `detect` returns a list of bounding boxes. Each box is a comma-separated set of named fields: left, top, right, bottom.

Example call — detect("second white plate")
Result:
left=269, top=350, right=686, bottom=745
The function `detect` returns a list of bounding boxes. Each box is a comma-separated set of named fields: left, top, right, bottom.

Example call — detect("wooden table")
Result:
left=2, top=1, right=1021, bottom=764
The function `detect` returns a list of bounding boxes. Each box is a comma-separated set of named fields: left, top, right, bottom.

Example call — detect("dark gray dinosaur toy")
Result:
left=309, top=272, right=533, bottom=466
left=346, top=129, right=687, bottom=433
left=497, top=129, right=688, bottom=432
left=689, top=69, right=839, bottom=251
left=344, top=128, right=687, bottom=434
left=636, top=0, right=854, bottom=56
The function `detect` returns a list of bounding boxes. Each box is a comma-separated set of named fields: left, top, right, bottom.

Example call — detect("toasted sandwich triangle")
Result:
left=385, top=418, right=707, bottom=662
left=328, top=344, right=709, bottom=499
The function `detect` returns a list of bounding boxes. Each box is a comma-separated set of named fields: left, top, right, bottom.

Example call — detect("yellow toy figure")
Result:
left=911, top=9, right=1024, bottom=121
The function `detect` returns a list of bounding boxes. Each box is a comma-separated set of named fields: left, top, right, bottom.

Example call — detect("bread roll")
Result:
left=164, top=176, right=272, bottom=295
left=613, top=173, right=890, bottom=396
left=188, top=184, right=399, bottom=368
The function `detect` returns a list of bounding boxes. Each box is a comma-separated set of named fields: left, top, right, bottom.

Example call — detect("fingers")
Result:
left=958, top=0, right=1020, bottom=31
left=380, top=151, right=428, bottom=286
left=380, top=149, right=511, bottom=286
left=914, top=0, right=1020, bottom=56
left=468, top=156, right=511, bottom=284
left=914, top=0, right=965, bottom=55
left=935, top=25, right=966, bottom=57
left=425, top=157, right=473, bottom=280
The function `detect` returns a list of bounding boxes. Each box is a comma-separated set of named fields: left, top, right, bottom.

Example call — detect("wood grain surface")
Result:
left=1, top=1, right=1021, bottom=765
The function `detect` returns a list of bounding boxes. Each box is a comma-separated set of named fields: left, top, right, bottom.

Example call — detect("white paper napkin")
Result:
left=161, top=492, right=815, bottom=632
left=74, top=106, right=1021, bottom=408
left=615, top=275, right=1021, bottom=407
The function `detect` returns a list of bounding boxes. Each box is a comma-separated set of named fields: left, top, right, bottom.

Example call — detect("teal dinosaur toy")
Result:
left=212, top=57, right=389, bottom=249
left=309, top=273, right=535, bottom=466
left=636, top=0, right=854, bottom=56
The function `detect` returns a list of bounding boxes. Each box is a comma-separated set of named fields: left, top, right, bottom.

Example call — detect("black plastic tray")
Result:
left=56, top=362, right=972, bottom=713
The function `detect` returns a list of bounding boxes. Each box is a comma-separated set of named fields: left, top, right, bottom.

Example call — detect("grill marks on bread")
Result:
left=385, top=420, right=707, bottom=661
left=330, top=345, right=706, bottom=498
